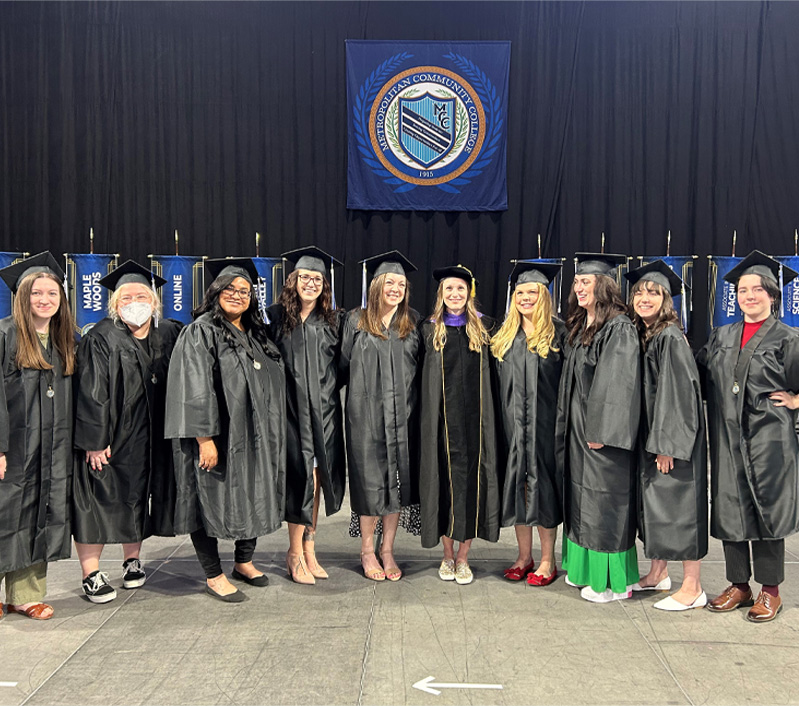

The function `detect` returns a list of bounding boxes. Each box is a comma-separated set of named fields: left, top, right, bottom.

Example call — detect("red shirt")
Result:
left=741, top=318, right=766, bottom=348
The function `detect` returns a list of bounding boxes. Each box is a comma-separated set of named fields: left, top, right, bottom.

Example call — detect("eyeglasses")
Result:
left=298, top=274, right=324, bottom=287
left=120, top=294, right=152, bottom=304
left=222, top=285, right=252, bottom=299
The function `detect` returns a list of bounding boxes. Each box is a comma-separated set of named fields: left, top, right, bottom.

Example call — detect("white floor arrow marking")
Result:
left=0, top=683, right=18, bottom=688
left=413, top=676, right=503, bottom=696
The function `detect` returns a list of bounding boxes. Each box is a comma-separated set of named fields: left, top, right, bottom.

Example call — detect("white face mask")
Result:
left=119, top=301, right=153, bottom=327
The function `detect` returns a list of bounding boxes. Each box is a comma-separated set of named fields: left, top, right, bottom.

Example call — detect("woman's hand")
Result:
left=656, top=454, right=674, bottom=474
left=587, top=442, right=604, bottom=450
left=86, top=447, right=111, bottom=471
left=197, top=437, right=218, bottom=471
left=0, top=452, right=5, bottom=480
left=769, top=391, right=799, bottom=410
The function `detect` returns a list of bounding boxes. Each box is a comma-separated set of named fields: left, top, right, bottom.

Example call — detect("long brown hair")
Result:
left=565, top=275, right=626, bottom=346
left=277, top=270, right=337, bottom=333
left=13, top=272, right=75, bottom=375
left=356, top=272, right=416, bottom=340
left=628, top=280, right=680, bottom=348
left=491, top=282, right=558, bottom=361
left=430, top=280, right=490, bottom=352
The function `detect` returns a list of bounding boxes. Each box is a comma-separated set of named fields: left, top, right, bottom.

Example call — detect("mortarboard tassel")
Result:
left=151, top=273, right=160, bottom=328
left=361, top=262, right=367, bottom=309
left=330, top=257, right=337, bottom=309
left=779, top=263, right=785, bottom=318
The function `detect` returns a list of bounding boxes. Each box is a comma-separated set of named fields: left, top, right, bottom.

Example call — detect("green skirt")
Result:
left=562, top=537, right=639, bottom=593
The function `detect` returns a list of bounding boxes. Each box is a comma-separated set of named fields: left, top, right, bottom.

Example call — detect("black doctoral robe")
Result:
left=165, top=313, right=286, bottom=540
left=639, top=324, right=708, bottom=561
left=556, top=314, right=641, bottom=553
left=696, top=317, right=799, bottom=542
left=339, top=308, right=421, bottom=517
left=266, top=304, right=345, bottom=525
left=495, top=319, right=566, bottom=529
left=73, top=317, right=182, bottom=543
left=0, top=318, right=73, bottom=573
left=418, top=317, right=501, bottom=548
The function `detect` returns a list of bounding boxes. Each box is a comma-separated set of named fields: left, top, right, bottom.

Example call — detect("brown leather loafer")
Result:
left=746, top=592, right=782, bottom=623
left=706, top=585, right=754, bottom=612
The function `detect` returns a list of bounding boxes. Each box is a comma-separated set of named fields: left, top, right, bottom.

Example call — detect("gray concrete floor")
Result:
left=3, top=498, right=799, bottom=706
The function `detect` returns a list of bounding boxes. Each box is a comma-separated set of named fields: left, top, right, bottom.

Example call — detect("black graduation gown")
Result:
left=339, top=309, right=421, bottom=517
left=73, top=317, right=182, bottom=543
left=266, top=304, right=345, bottom=525
left=419, top=317, right=501, bottom=547
left=556, top=314, right=641, bottom=553
left=0, top=318, right=72, bottom=573
left=165, top=313, right=286, bottom=540
left=639, top=325, right=708, bottom=561
left=495, top=319, right=566, bottom=529
left=696, top=317, right=799, bottom=542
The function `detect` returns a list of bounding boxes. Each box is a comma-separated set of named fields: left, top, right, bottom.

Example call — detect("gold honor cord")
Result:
left=475, top=346, right=483, bottom=536
left=441, top=351, right=456, bottom=537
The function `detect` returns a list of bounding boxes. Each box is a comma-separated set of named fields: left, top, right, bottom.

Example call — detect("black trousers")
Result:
left=190, top=527, right=257, bottom=579
left=723, top=539, right=785, bottom=586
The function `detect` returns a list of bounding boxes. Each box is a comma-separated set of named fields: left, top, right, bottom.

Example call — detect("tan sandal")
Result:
left=360, top=552, right=385, bottom=581
left=379, top=551, right=402, bottom=582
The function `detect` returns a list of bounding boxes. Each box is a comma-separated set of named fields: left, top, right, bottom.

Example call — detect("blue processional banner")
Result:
left=639, top=256, right=694, bottom=333
left=708, top=255, right=743, bottom=332
left=65, top=253, right=119, bottom=336
left=251, top=257, right=283, bottom=313
left=150, top=255, right=205, bottom=325
left=774, top=255, right=799, bottom=327
left=0, top=252, right=28, bottom=319
left=347, top=40, right=510, bottom=211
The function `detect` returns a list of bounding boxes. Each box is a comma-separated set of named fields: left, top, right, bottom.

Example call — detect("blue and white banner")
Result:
left=0, top=252, right=27, bottom=319
left=150, top=255, right=205, bottom=325
left=639, top=256, right=694, bottom=333
left=347, top=40, right=509, bottom=211
left=252, top=257, right=283, bottom=314
left=774, top=255, right=799, bottom=327
left=65, top=253, right=118, bottom=336
left=708, top=255, right=743, bottom=332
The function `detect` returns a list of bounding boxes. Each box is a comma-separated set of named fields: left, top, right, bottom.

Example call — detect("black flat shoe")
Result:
left=231, top=568, right=269, bottom=587
left=204, top=584, right=248, bottom=603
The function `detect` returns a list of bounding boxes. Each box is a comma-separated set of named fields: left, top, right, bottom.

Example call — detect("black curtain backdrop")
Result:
left=3, top=1, right=799, bottom=344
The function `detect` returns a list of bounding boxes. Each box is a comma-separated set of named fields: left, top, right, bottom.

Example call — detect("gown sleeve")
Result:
left=583, top=319, right=641, bottom=451
left=73, top=332, right=113, bottom=451
left=164, top=323, right=221, bottom=439
left=338, top=311, right=358, bottom=383
left=0, top=331, right=8, bottom=454
left=782, top=332, right=799, bottom=393
left=645, top=332, right=700, bottom=461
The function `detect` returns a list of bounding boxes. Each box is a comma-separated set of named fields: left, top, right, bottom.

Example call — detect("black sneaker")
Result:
left=82, top=570, right=117, bottom=604
left=122, top=558, right=146, bottom=589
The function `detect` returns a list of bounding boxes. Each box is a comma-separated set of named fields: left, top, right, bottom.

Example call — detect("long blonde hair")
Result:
left=430, top=280, right=490, bottom=352
left=491, top=282, right=558, bottom=362
left=357, top=272, right=416, bottom=340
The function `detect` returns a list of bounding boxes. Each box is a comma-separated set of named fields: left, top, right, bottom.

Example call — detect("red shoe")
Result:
left=504, top=560, right=535, bottom=581
left=527, top=568, right=558, bottom=586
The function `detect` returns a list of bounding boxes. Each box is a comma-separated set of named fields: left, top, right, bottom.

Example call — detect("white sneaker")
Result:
left=631, top=576, right=671, bottom=592
left=653, top=592, right=707, bottom=611
left=565, top=575, right=585, bottom=588
left=438, top=559, right=456, bottom=581
left=580, top=585, right=632, bottom=603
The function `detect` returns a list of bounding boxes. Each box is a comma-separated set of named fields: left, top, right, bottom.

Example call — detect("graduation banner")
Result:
left=639, top=255, right=694, bottom=333
left=0, top=252, right=28, bottom=319
left=65, top=253, right=118, bottom=335
left=252, top=256, right=283, bottom=313
left=149, top=255, right=205, bottom=325
left=774, top=255, right=799, bottom=327
left=707, top=255, right=743, bottom=331
left=347, top=40, right=509, bottom=211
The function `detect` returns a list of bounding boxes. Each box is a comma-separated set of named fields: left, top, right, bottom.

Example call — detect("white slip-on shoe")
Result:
left=653, top=591, right=708, bottom=611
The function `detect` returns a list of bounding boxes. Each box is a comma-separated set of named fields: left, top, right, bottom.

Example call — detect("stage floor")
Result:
left=2, top=495, right=799, bottom=706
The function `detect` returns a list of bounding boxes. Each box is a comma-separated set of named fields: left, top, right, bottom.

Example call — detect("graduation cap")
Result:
left=625, top=259, right=686, bottom=297
left=723, top=250, right=798, bottom=286
left=282, top=245, right=343, bottom=275
left=433, top=264, right=479, bottom=299
left=359, top=251, right=417, bottom=308
left=574, top=252, right=628, bottom=277
left=204, top=257, right=259, bottom=285
left=0, top=251, right=64, bottom=293
left=98, top=260, right=166, bottom=292
left=504, top=260, right=563, bottom=315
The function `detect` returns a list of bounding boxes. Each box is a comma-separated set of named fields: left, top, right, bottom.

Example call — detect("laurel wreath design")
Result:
left=352, top=51, right=503, bottom=195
